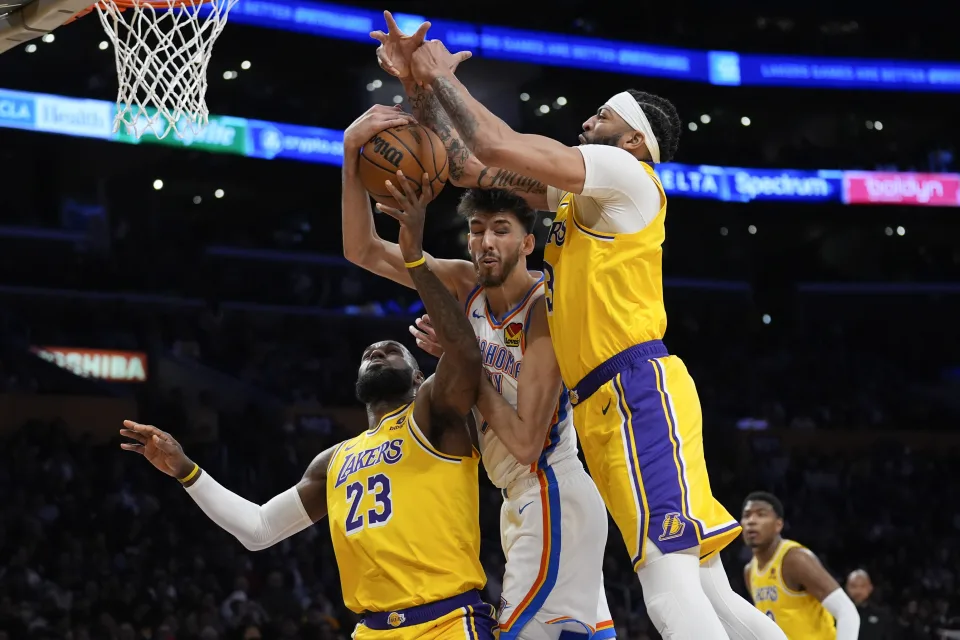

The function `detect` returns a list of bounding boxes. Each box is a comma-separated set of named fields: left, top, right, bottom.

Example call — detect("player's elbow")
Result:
left=342, top=242, right=367, bottom=265
left=514, top=443, right=541, bottom=466
left=238, top=537, right=272, bottom=552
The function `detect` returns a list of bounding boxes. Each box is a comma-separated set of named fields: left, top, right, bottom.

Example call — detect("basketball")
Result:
left=359, top=124, right=449, bottom=209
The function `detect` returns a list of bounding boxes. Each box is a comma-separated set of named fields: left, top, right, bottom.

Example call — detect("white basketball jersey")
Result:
left=464, top=275, right=578, bottom=489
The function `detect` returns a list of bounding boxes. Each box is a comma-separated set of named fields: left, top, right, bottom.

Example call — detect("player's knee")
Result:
left=644, top=592, right=685, bottom=639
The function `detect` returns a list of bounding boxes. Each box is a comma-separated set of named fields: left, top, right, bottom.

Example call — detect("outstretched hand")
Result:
left=376, top=170, right=435, bottom=263
left=409, top=313, right=443, bottom=357
left=370, top=10, right=431, bottom=79
left=120, top=420, right=195, bottom=480
left=371, top=11, right=472, bottom=82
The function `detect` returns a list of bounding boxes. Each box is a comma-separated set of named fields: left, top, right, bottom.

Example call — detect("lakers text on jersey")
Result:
left=749, top=540, right=837, bottom=640
left=542, top=162, right=739, bottom=568
left=326, top=402, right=496, bottom=640
left=464, top=280, right=615, bottom=640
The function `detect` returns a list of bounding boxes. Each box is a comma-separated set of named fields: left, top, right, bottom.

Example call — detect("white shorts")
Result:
left=497, top=457, right=614, bottom=640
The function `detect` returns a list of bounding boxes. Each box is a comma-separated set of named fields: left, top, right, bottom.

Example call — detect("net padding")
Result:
left=95, top=0, right=237, bottom=139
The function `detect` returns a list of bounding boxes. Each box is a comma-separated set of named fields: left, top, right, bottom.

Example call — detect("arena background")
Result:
left=1, top=1, right=959, bottom=639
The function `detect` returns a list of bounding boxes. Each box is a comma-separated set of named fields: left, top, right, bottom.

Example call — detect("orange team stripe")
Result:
left=464, top=287, right=484, bottom=313
left=501, top=470, right=552, bottom=630
left=484, top=282, right=544, bottom=330
left=595, top=620, right=615, bottom=630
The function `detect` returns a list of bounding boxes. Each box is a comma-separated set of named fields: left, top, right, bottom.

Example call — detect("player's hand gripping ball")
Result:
left=358, top=124, right=448, bottom=209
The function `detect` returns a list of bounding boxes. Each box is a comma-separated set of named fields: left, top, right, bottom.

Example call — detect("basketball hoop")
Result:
left=81, top=0, right=237, bottom=139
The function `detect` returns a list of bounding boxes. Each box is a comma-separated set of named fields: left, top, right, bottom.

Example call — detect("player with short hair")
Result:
left=369, top=19, right=788, bottom=639
left=742, top=492, right=861, bottom=640
left=342, top=101, right=613, bottom=640
left=121, top=177, right=499, bottom=640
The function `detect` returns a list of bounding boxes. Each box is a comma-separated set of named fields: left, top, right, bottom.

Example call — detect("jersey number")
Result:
left=345, top=473, right=393, bottom=534
left=542, top=261, right=555, bottom=315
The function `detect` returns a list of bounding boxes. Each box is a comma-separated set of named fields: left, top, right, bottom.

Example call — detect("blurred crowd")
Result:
left=1, top=413, right=959, bottom=640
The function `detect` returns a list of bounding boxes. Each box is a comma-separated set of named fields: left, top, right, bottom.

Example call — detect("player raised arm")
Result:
left=410, top=41, right=588, bottom=195
left=408, top=302, right=559, bottom=465
left=120, top=420, right=335, bottom=551
left=377, top=172, right=482, bottom=455
left=475, top=299, right=560, bottom=464
left=781, top=547, right=861, bottom=640
left=371, top=12, right=550, bottom=211
left=341, top=105, right=475, bottom=293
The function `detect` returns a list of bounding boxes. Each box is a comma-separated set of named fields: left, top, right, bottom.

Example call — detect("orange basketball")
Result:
left=358, top=124, right=448, bottom=209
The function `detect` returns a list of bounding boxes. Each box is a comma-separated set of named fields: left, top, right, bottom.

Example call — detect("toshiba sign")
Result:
left=31, top=347, right=148, bottom=383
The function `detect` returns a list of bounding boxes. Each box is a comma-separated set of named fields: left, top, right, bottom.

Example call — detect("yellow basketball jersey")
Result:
left=543, top=161, right=668, bottom=387
left=749, top=539, right=837, bottom=640
left=326, top=402, right=485, bottom=614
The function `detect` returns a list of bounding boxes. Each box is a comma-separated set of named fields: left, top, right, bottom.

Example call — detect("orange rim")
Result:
left=65, top=0, right=214, bottom=22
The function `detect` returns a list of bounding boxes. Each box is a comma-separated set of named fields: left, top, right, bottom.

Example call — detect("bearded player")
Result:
left=342, top=100, right=614, bottom=640
left=370, top=13, right=788, bottom=639
left=121, top=176, right=499, bottom=640
left=742, top=492, right=860, bottom=640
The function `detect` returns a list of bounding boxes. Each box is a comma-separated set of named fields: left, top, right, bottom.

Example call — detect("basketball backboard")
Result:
left=0, top=0, right=91, bottom=54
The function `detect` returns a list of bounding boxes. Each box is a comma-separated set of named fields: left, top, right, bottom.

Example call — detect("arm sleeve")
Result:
left=574, top=144, right=663, bottom=232
left=821, top=588, right=860, bottom=640
left=183, top=471, right=314, bottom=551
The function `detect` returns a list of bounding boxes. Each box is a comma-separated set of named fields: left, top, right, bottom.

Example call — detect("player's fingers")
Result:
left=383, top=10, right=404, bottom=35
left=419, top=173, right=434, bottom=202
left=370, top=30, right=388, bottom=43
left=383, top=179, right=409, bottom=208
left=375, top=203, right=404, bottom=221
left=123, top=420, right=161, bottom=437
left=396, top=171, right=420, bottom=204
left=417, top=319, right=437, bottom=338
left=120, top=443, right=144, bottom=454
left=412, top=21, right=431, bottom=43
left=453, top=50, right=473, bottom=65
left=119, top=428, right=147, bottom=443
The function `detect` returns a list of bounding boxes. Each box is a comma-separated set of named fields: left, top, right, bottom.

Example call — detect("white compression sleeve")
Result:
left=183, top=471, right=314, bottom=551
left=821, top=588, right=860, bottom=640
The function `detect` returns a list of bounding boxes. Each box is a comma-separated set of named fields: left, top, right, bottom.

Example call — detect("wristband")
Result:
left=178, top=463, right=200, bottom=484
left=405, top=256, right=426, bottom=269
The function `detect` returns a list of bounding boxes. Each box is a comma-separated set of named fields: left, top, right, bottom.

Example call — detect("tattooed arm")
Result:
left=402, top=78, right=549, bottom=210
left=410, top=47, right=588, bottom=195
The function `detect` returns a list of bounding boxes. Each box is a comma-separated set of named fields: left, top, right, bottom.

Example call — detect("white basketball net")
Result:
left=95, top=0, right=237, bottom=139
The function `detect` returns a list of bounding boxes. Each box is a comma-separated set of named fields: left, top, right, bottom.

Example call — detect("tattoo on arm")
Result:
left=409, top=85, right=473, bottom=182
left=408, top=266, right=480, bottom=361
left=431, top=77, right=480, bottom=146
left=477, top=167, right=547, bottom=197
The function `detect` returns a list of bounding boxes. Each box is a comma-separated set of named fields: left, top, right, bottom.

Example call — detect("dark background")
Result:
left=0, top=2, right=959, bottom=639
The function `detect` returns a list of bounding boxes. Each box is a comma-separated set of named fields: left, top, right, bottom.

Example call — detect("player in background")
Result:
left=342, top=101, right=614, bottom=640
left=742, top=492, right=861, bottom=640
left=121, top=175, right=499, bottom=640
left=372, top=16, right=787, bottom=639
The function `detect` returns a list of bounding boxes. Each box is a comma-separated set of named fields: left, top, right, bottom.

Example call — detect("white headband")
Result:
left=605, top=91, right=661, bottom=164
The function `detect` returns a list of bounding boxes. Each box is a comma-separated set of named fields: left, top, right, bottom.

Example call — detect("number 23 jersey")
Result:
left=326, top=402, right=486, bottom=614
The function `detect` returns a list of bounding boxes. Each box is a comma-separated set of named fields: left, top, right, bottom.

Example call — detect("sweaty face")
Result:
left=355, top=341, right=416, bottom=405
left=580, top=105, right=630, bottom=147
left=467, top=212, right=528, bottom=287
left=740, top=500, right=782, bottom=548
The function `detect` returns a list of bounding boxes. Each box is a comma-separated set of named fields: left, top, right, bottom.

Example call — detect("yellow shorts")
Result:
left=353, top=591, right=498, bottom=640
left=572, top=352, right=741, bottom=570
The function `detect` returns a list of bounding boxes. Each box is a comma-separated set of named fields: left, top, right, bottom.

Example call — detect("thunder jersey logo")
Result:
left=334, top=439, right=403, bottom=488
